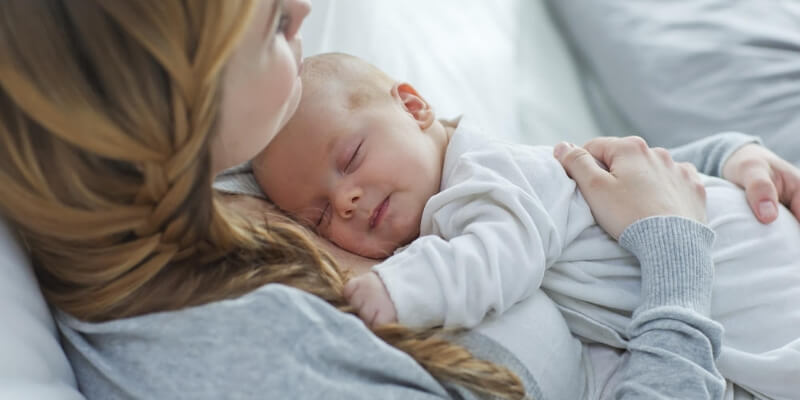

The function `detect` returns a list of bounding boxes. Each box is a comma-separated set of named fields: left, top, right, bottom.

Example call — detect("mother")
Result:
left=1, top=1, right=799, bottom=399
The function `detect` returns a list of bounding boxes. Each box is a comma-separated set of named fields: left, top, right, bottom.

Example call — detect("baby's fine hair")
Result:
left=301, top=53, right=397, bottom=110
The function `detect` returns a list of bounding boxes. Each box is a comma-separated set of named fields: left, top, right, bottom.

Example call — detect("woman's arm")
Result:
left=615, top=217, right=724, bottom=399
left=668, top=131, right=758, bottom=178
left=555, top=137, right=725, bottom=399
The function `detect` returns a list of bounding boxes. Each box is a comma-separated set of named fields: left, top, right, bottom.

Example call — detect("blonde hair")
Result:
left=0, top=1, right=524, bottom=398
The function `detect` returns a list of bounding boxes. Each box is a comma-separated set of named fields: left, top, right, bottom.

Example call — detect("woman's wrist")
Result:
left=619, top=216, right=716, bottom=316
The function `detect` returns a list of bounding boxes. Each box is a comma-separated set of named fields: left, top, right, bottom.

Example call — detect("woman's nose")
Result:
left=334, top=185, right=362, bottom=219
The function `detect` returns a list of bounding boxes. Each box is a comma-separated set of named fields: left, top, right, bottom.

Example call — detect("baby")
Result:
left=254, top=53, right=800, bottom=399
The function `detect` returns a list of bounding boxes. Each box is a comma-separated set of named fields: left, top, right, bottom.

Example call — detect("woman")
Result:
left=1, top=1, right=799, bottom=399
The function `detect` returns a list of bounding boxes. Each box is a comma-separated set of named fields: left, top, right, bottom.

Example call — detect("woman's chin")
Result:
left=277, top=77, right=303, bottom=133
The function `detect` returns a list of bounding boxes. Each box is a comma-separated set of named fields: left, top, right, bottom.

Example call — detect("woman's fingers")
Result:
left=678, top=162, right=707, bottom=204
left=553, top=142, right=612, bottom=189
left=789, top=189, right=800, bottom=222
left=722, top=143, right=800, bottom=224
left=778, top=167, right=800, bottom=221
left=582, top=136, right=650, bottom=168
left=741, top=163, right=780, bottom=223
left=556, top=136, right=707, bottom=239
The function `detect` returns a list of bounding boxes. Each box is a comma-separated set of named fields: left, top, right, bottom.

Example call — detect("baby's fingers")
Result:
left=744, top=170, right=780, bottom=224
left=343, top=278, right=368, bottom=309
left=372, top=304, right=397, bottom=327
left=343, top=278, right=359, bottom=302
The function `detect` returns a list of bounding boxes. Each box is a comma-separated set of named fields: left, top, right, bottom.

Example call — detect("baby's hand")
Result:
left=343, top=272, right=397, bottom=327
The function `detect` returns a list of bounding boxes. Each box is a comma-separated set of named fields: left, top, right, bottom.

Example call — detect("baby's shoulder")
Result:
left=449, top=138, right=568, bottom=185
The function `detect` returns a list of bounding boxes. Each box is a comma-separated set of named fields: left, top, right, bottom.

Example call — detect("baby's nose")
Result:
left=334, top=185, right=362, bottom=219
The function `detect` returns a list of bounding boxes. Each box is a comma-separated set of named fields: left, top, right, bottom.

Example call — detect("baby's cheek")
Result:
left=395, top=215, right=421, bottom=248
left=368, top=239, right=402, bottom=259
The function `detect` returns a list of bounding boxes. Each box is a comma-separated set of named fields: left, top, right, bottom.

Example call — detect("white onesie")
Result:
left=373, top=118, right=800, bottom=400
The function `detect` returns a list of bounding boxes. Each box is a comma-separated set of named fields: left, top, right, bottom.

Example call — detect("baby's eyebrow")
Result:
left=326, top=132, right=341, bottom=154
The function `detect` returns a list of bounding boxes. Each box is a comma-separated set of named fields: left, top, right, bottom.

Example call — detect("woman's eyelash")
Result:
left=276, top=12, right=291, bottom=35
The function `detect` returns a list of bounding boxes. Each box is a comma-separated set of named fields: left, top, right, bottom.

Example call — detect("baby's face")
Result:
left=255, top=89, right=444, bottom=259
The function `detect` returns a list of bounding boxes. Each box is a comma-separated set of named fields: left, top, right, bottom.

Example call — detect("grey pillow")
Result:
left=549, top=0, right=800, bottom=165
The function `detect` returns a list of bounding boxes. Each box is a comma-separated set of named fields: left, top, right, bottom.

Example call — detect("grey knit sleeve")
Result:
left=669, top=132, right=761, bottom=177
left=614, top=216, right=725, bottom=400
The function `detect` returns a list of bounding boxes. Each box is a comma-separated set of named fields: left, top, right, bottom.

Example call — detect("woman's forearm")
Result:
left=614, top=216, right=725, bottom=399
left=669, top=132, right=760, bottom=177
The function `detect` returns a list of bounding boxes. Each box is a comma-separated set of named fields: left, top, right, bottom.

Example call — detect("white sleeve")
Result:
left=374, top=160, right=573, bottom=329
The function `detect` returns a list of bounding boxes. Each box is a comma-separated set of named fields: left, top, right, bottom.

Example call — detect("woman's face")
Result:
left=212, top=0, right=310, bottom=174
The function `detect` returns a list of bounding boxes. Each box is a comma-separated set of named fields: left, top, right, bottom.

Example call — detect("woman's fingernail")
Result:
left=553, top=142, right=568, bottom=158
left=759, top=200, right=777, bottom=220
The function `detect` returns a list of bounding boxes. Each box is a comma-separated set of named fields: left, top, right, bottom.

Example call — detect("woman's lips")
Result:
left=369, top=196, right=390, bottom=229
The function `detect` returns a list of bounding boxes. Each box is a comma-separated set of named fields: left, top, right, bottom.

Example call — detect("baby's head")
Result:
left=254, top=53, right=450, bottom=259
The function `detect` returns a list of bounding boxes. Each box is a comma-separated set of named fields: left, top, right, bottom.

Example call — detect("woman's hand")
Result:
left=722, top=144, right=800, bottom=223
left=554, top=136, right=707, bottom=239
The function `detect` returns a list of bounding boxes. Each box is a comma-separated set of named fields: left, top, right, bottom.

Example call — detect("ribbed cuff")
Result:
left=619, top=216, right=716, bottom=316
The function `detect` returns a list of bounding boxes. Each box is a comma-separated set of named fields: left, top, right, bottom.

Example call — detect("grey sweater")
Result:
left=56, top=132, right=757, bottom=399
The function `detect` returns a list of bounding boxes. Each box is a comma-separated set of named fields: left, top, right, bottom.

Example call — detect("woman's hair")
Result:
left=0, top=1, right=524, bottom=398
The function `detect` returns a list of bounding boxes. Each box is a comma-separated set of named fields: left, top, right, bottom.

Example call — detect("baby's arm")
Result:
left=368, top=156, right=580, bottom=329
left=374, top=226, right=548, bottom=329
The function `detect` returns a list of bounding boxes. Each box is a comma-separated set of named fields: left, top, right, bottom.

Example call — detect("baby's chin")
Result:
left=355, top=240, right=405, bottom=260
left=348, top=230, right=419, bottom=260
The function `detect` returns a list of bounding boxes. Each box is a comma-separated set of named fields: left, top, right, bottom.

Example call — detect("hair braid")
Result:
left=0, top=1, right=526, bottom=398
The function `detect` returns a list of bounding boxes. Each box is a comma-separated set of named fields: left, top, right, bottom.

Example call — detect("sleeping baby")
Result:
left=254, top=53, right=800, bottom=399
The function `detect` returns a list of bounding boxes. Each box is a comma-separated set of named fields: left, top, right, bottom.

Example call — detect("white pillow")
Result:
left=301, top=0, right=602, bottom=146
left=514, top=0, right=603, bottom=145
left=0, top=218, right=85, bottom=399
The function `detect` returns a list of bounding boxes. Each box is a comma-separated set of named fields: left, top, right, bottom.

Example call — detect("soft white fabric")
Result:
left=0, top=218, right=85, bottom=400
left=474, top=290, right=587, bottom=400
left=375, top=118, right=800, bottom=400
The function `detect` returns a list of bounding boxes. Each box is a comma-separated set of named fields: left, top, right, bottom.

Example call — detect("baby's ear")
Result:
left=392, top=83, right=434, bottom=129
